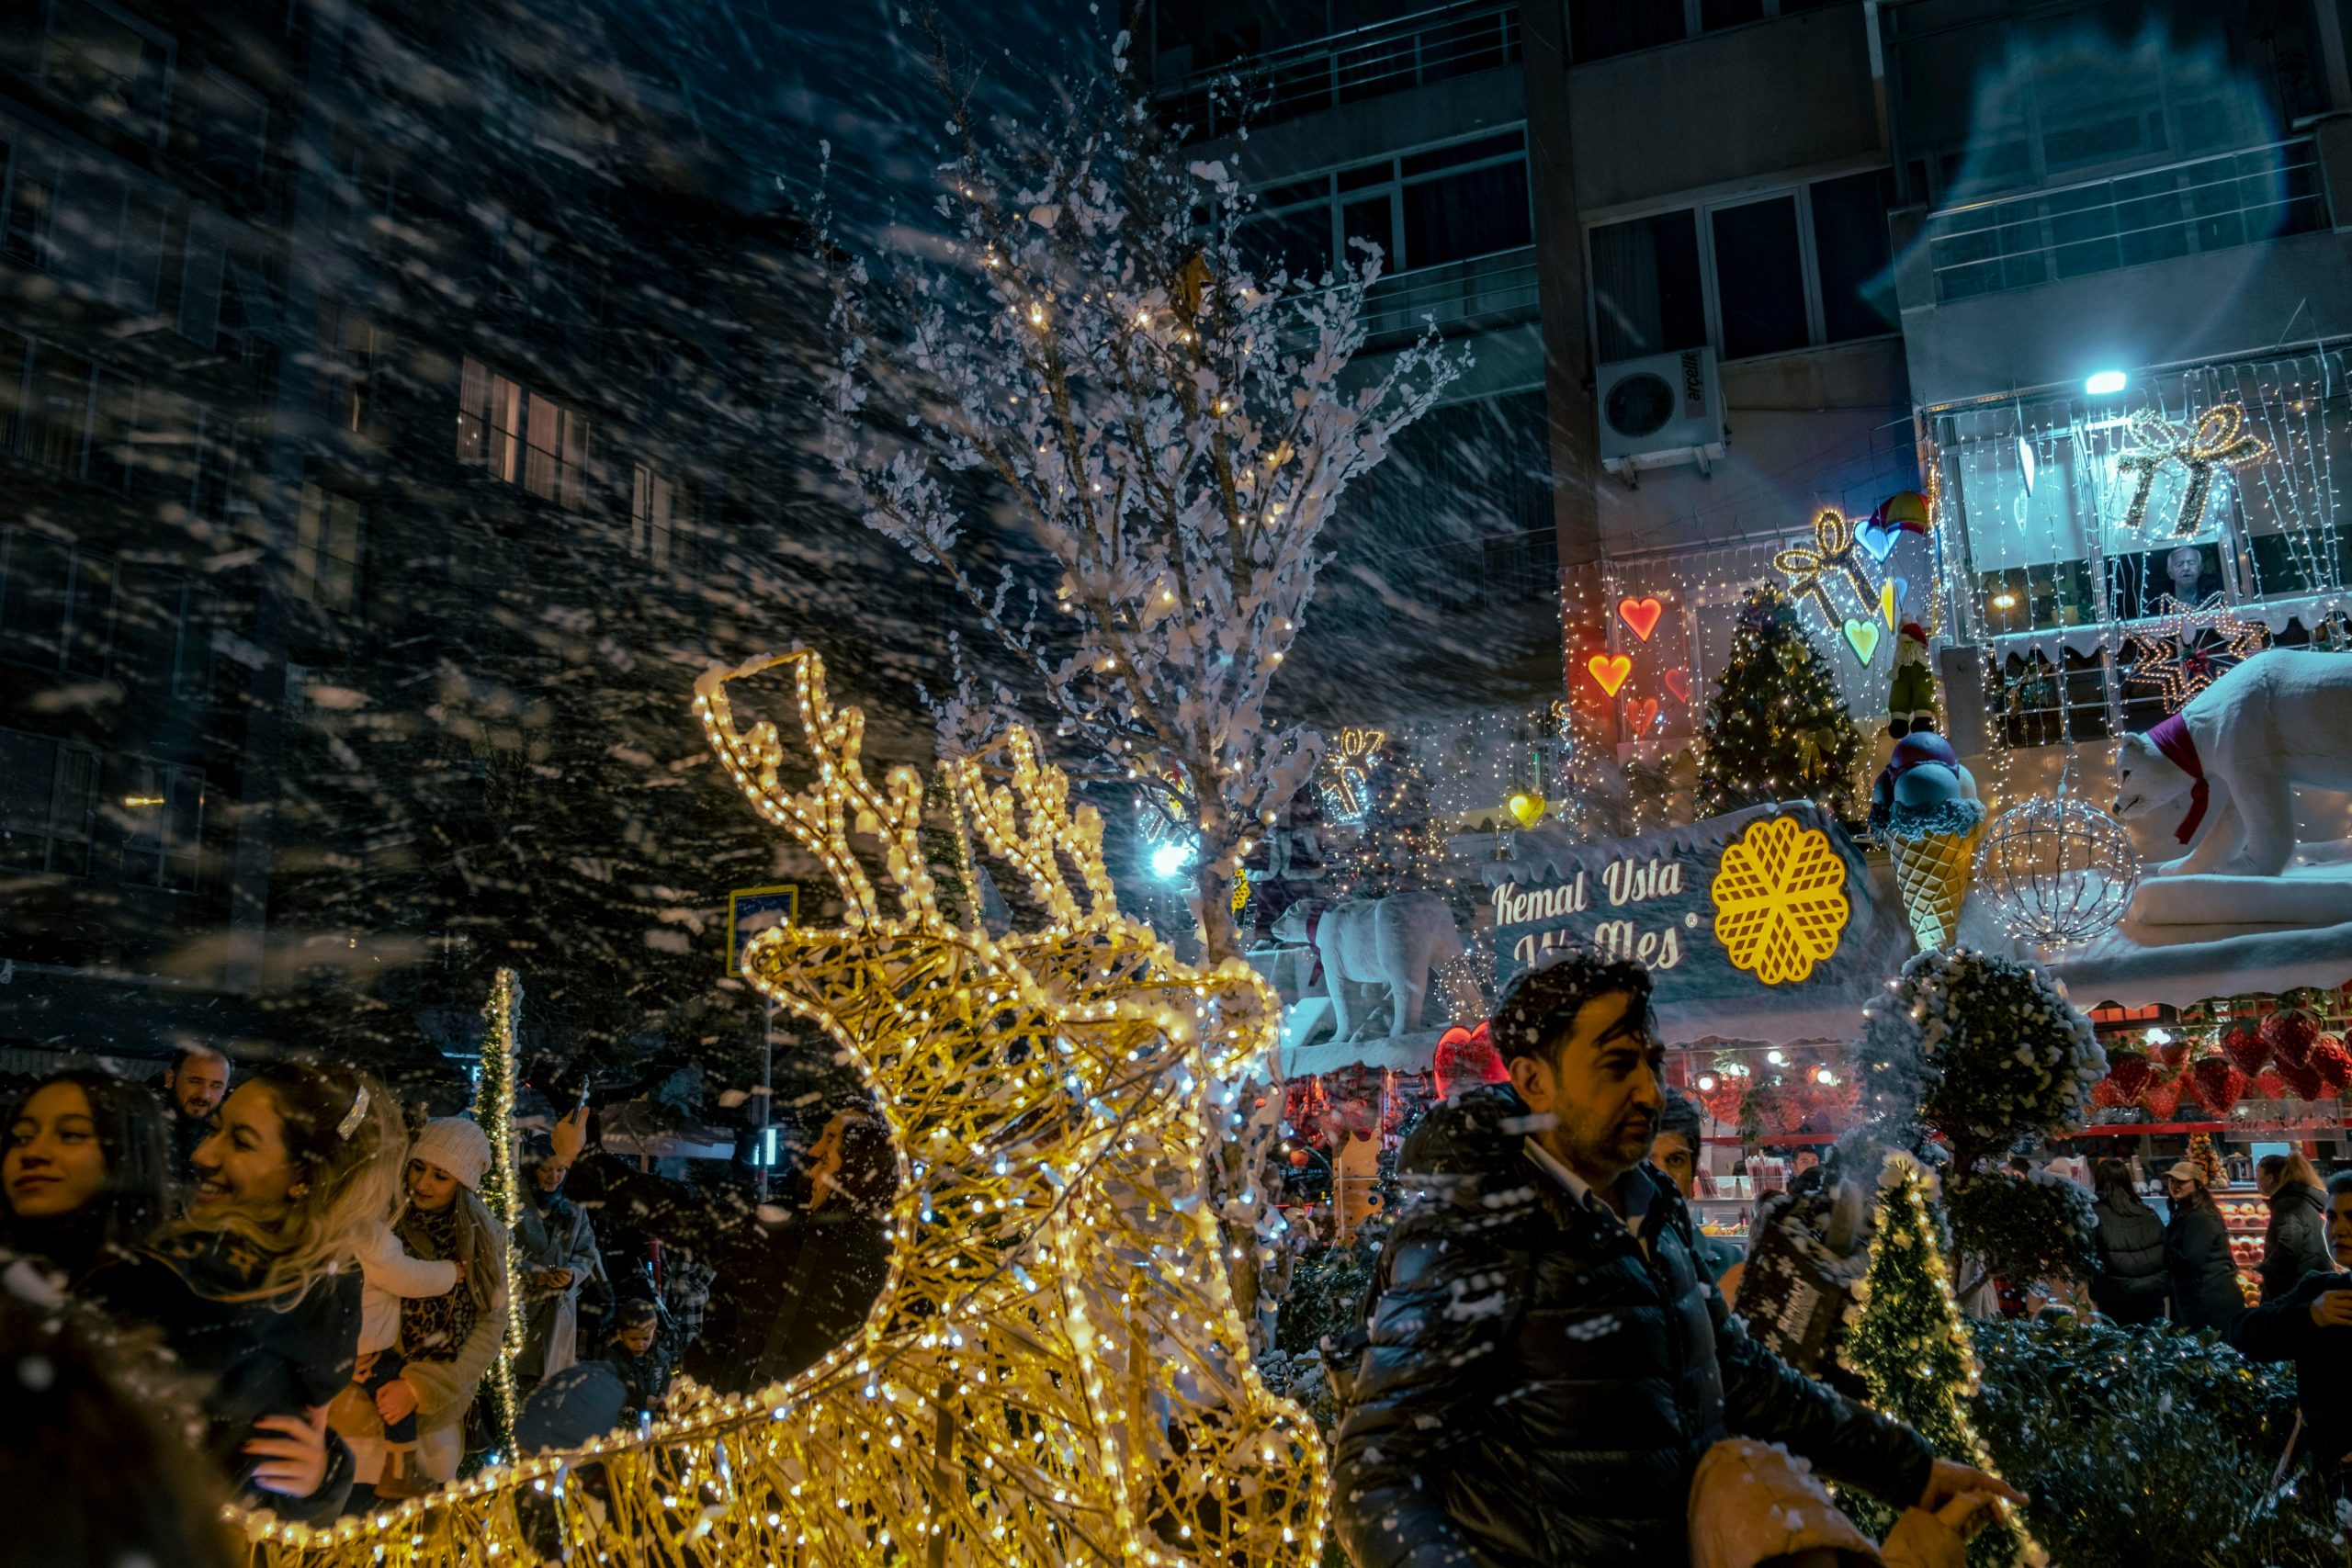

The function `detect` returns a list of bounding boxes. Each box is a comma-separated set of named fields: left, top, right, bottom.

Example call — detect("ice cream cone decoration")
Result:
left=1889, top=820, right=1984, bottom=951
left=1874, top=741, right=1985, bottom=952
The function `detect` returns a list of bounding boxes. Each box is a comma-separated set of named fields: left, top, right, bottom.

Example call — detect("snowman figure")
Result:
left=1885, top=622, right=1939, bottom=739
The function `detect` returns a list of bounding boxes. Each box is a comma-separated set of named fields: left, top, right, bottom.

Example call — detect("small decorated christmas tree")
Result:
left=1332, top=738, right=1447, bottom=899
left=1696, top=583, right=1866, bottom=821
left=1843, top=1152, right=2038, bottom=1566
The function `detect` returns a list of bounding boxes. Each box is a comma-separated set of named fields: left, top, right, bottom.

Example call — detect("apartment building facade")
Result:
left=0, top=0, right=876, bottom=1078
left=1149, top=0, right=2352, bottom=826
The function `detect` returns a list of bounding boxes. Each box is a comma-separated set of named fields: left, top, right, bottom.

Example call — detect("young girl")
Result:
left=353, top=1215, right=459, bottom=1497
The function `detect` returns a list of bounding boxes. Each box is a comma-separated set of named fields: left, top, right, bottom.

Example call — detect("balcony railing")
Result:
left=1154, top=2, right=1521, bottom=141
left=1925, top=139, right=2326, bottom=304
left=1295, top=244, right=1539, bottom=348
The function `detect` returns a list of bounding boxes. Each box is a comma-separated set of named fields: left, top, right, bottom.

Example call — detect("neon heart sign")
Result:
left=1617, top=596, right=1664, bottom=641
left=1588, top=652, right=1634, bottom=697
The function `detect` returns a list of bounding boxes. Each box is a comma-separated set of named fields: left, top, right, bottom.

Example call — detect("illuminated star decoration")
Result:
left=2124, top=592, right=2271, bottom=711
left=1772, top=509, right=1879, bottom=624
left=2113, top=402, right=2269, bottom=536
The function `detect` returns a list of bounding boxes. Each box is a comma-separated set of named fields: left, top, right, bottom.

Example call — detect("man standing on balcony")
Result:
left=1329, top=950, right=2018, bottom=1566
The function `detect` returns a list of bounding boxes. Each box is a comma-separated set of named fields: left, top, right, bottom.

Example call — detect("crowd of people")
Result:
left=0, top=1044, right=899, bottom=1550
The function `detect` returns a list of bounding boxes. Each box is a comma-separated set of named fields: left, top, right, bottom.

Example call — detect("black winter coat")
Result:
left=2232, top=1269, right=2352, bottom=1474
left=1329, top=1086, right=1932, bottom=1568
left=2261, top=1183, right=2333, bottom=1305
left=84, top=1230, right=360, bottom=1523
left=2087, top=1195, right=2167, bottom=1324
left=2164, top=1200, right=2245, bottom=1331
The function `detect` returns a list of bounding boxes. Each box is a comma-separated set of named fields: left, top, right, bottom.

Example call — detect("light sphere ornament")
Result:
left=1972, top=793, right=2140, bottom=948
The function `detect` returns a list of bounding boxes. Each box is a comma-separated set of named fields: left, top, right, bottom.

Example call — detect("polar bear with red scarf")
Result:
left=2113, top=649, right=2352, bottom=875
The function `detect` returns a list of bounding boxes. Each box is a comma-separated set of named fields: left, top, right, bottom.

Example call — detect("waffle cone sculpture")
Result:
left=1888, top=820, right=1984, bottom=952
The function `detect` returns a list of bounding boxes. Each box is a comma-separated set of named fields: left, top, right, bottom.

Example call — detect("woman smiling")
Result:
left=2, top=1069, right=172, bottom=1284
left=84, top=1060, right=405, bottom=1524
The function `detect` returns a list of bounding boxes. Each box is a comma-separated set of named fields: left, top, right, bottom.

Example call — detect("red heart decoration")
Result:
left=2143, top=1079, right=2185, bottom=1120
left=1663, top=667, right=1692, bottom=703
left=1588, top=652, right=1634, bottom=697
left=1628, top=695, right=1661, bottom=734
left=1617, top=596, right=1665, bottom=642
left=2315, top=1036, right=2352, bottom=1093
left=2220, top=1025, right=2270, bottom=1076
left=2279, top=1058, right=2326, bottom=1100
left=2190, top=1057, right=2245, bottom=1112
left=2106, top=1055, right=2153, bottom=1100
left=2263, top=1011, right=2320, bottom=1067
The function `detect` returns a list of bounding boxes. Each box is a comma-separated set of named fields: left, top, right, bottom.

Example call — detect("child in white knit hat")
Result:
left=354, top=1117, right=487, bottom=1496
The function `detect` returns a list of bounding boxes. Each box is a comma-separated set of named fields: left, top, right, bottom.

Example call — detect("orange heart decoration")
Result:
left=1663, top=667, right=1691, bottom=703
left=1628, top=695, right=1661, bottom=733
left=1587, top=652, right=1634, bottom=697
left=1617, top=596, right=1665, bottom=641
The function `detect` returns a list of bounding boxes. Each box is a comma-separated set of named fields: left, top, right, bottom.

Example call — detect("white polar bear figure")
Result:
left=1270, top=891, right=1472, bottom=1041
left=2112, top=649, right=2352, bottom=876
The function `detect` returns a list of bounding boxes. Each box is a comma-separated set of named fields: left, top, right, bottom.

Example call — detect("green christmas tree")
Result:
left=1333, top=739, right=1446, bottom=899
left=1842, top=1153, right=2037, bottom=1566
left=1695, top=583, right=1866, bottom=820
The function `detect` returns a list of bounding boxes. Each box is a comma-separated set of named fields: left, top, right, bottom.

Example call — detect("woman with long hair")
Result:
left=2161, top=1158, right=2245, bottom=1331
left=83, top=1059, right=405, bottom=1523
left=2086, top=1157, right=2166, bottom=1325
left=2, top=1067, right=173, bottom=1283
left=2256, top=1151, right=2332, bottom=1303
left=332, top=1116, right=509, bottom=1500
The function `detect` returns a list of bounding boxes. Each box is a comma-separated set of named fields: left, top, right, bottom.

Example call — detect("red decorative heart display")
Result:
left=2219, top=1025, right=2269, bottom=1076
left=1663, top=667, right=1692, bottom=703
left=1627, top=695, right=1661, bottom=734
left=1617, top=596, right=1665, bottom=642
left=2105, top=1055, right=2154, bottom=1101
left=2142, top=1078, right=2185, bottom=1121
left=2315, top=1035, right=2352, bottom=1093
left=1588, top=652, right=1634, bottom=697
left=2190, top=1057, right=2245, bottom=1111
left=2154, top=1036, right=2191, bottom=1070
left=2262, top=1010, right=2321, bottom=1067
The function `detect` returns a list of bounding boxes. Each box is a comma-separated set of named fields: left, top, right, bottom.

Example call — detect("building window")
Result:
left=43, top=0, right=173, bottom=142
left=25, top=343, right=91, bottom=472
left=191, top=68, right=269, bottom=188
left=1588, top=169, right=1896, bottom=365
left=631, top=461, right=678, bottom=565
left=0, top=528, right=114, bottom=674
left=294, top=481, right=363, bottom=613
left=110, top=754, right=202, bottom=889
left=1243, top=128, right=1532, bottom=281
left=458, top=355, right=589, bottom=508
left=1571, top=0, right=1840, bottom=61
left=0, top=729, right=96, bottom=874
left=1590, top=210, right=1706, bottom=363
left=3, top=143, right=57, bottom=268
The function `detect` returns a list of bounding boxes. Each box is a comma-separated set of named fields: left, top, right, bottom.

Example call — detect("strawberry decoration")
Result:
left=1697, top=1077, right=1747, bottom=1127
left=2189, top=1057, right=2245, bottom=1112
left=2105, top=1055, right=2154, bottom=1101
left=2142, top=1078, right=2185, bottom=1121
left=2089, top=1077, right=2125, bottom=1110
left=2314, top=1035, right=2352, bottom=1094
left=2220, top=1025, right=2270, bottom=1076
left=2278, top=1056, right=2326, bottom=1101
left=2263, top=1010, right=2321, bottom=1068
left=2154, top=1035, right=2192, bottom=1070
left=2256, top=1068, right=2289, bottom=1100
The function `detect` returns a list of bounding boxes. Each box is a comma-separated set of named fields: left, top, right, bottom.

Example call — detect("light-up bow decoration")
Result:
left=2113, top=403, right=2269, bottom=536
left=1772, top=509, right=1879, bottom=623
left=1317, top=727, right=1387, bottom=825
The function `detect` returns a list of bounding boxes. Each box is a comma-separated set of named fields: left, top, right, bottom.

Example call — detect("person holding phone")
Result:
left=2232, top=1169, right=2352, bottom=1486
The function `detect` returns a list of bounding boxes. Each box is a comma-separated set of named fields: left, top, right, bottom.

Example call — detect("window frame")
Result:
left=40, top=0, right=175, bottom=144
left=1245, top=125, right=1533, bottom=280
left=1567, top=0, right=1841, bottom=63
left=1584, top=164, right=1899, bottom=366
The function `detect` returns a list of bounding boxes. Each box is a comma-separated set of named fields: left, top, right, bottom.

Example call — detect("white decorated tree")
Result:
left=821, top=23, right=1458, bottom=963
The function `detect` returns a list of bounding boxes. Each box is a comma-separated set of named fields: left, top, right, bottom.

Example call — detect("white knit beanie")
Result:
left=409, top=1116, right=492, bottom=1191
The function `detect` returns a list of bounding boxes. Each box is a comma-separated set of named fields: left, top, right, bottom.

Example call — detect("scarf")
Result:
left=2144, top=715, right=2211, bottom=843
left=394, top=1202, right=481, bottom=1364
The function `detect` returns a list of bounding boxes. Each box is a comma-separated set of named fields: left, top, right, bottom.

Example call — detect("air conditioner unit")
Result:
left=1598, top=348, right=1726, bottom=476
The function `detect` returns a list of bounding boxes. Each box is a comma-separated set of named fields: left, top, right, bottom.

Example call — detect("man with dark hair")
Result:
left=153, top=1045, right=231, bottom=1188
left=1653, top=1087, right=1740, bottom=1286
left=1331, top=949, right=2018, bottom=1567
left=2231, top=1168, right=2352, bottom=1489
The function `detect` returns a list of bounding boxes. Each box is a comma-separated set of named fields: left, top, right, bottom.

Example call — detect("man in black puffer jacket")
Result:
left=1331, top=950, right=2017, bottom=1568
